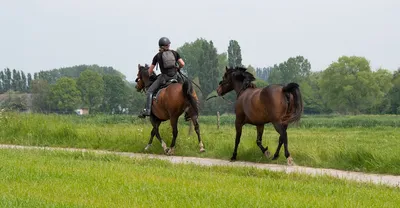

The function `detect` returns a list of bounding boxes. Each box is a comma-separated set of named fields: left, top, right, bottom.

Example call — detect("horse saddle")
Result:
left=152, top=78, right=179, bottom=102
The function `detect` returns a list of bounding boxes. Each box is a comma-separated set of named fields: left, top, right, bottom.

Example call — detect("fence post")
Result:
left=217, top=111, right=220, bottom=129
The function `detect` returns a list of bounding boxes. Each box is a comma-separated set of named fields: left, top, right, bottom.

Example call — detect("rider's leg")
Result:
left=138, top=76, right=162, bottom=118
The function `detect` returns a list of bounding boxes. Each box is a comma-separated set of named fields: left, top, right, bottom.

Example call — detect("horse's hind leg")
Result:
left=190, top=114, right=205, bottom=152
left=272, top=123, right=293, bottom=165
left=166, top=116, right=179, bottom=155
left=256, top=125, right=270, bottom=158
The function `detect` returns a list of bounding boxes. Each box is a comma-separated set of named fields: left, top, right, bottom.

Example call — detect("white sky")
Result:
left=1, top=0, right=399, bottom=81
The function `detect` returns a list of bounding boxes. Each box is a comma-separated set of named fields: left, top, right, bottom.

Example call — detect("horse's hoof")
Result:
left=161, top=142, right=168, bottom=153
left=287, top=157, right=294, bottom=166
left=199, top=147, right=206, bottom=153
left=164, top=148, right=169, bottom=154
left=166, top=147, right=175, bottom=156
left=144, top=144, right=152, bottom=151
left=264, top=150, right=270, bottom=158
left=272, top=155, right=279, bottom=160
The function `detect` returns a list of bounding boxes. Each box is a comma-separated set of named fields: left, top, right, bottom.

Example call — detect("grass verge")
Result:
left=0, top=149, right=398, bottom=208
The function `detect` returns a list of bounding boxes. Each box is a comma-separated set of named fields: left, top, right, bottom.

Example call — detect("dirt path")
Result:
left=1, top=144, right=399, bottom=188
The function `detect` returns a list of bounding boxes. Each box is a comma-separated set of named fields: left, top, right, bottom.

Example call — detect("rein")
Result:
left=205, top=95, right=235, bottom=105
left=178, top=70, right=205, bottom=95
left=236, top=88, right=245, bottom=98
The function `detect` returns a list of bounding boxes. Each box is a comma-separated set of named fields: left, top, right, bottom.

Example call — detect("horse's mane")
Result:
left=227, top=66, right=257, bottom=90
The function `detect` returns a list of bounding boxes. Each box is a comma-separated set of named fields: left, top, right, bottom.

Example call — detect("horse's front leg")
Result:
left=144, top=116, right=159, bottom=151
left=147, top=115, right=167, bottom=152
left=144, top=128, right=156, bottom=151
left=231, top=120, right=244, bottom=161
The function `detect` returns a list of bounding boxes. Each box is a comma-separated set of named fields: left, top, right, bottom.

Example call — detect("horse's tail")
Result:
left=182, top=79, right=199, bottom=116
left=282, top=82, right=303, bottom=124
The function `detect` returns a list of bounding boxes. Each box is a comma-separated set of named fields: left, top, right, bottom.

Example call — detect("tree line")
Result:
left=0, top=68, right=33, bottom=93
left=178, top=39, right=399, bottom=115
left=0, top=65, right=145, bottom=114
left=1, top=39, right=399, bottom=115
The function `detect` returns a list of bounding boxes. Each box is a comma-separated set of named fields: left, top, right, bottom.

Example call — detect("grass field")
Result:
left=0, top=112, right=399, bottom=175
left=0, top=149, right=398, bottom=208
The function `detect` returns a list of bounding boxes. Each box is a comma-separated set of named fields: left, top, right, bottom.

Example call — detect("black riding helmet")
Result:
left=158, top=37, right=171, bottom=47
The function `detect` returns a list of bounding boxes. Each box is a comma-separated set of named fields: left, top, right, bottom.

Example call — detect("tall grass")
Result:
left=0, top=149, right=398, bottom=208
left=9, top=112, right=399, bottom=128
left=1, top=112, right=399, bottom=175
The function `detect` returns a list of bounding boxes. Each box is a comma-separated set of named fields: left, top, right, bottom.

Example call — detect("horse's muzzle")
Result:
left=216, top=86, right=223, bottom=96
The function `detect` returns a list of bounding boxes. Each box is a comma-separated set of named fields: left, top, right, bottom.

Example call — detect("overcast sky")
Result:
left=1, top=0, right=399, bottom=81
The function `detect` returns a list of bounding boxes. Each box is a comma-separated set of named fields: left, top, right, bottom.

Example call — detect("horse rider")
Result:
left=138, top=37, right=185, bottom=118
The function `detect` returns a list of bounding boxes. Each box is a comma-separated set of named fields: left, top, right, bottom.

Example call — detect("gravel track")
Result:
left=1, top=144, right=399, bottom=188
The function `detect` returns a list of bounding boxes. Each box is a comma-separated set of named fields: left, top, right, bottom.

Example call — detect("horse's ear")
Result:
left=138, top=64, right=140, bottom=68
left=225, top=66, right=228, bottom=71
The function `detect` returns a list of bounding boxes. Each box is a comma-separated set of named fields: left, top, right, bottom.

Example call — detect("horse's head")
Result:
left=135, top=64, right=157, bottom=92
left=217, top=66, right=256, bottom=96
left=135, top=64, right=148, bottom=92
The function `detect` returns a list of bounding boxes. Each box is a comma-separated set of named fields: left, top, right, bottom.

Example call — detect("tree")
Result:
left=2, top=69, right=10, bottom=92
left=36, top=64, right=126, bottom=85
left=128, top=84, right=145, bottom=114
left=246, top=65, right=256, bottom=76
left=0, top=71, right=4, bottom=93
left=366, top=69, right=393, bottom=113
left=0, top=91, right=28, bottom=111
left=5, top=68, right=11, bottom=91
left=11, top=69, right=17, bottom=91
left=77, top=69, right=104, bottom=112
left=268, top=56, right=311, bottom=84
left=256, top=67, right=272, bottom=81
left=320, top=56, right=385, bottom=114
left=253, top=79, right=268, bottom=88
left=387, top=68, right=400, bottom=114
left=227, top=40, right=243, bottom=68
left=102, top=75, right=130, bottom=114
left=49, top=77, right=81, bottom=112
left=1, top=91, right=28, bottom=111
left=27, top=73, right=32, bottom=92
left=21, top=71, right=27, bottom=92
left=217, top=52, right=228, bottom=78
left=200, top=52, right=237, bottom=115
left=177, top=38, right=220, bottom=104
left=31, top=79, right=51, bottom=112
left=301, top=71, right=329, bottom=114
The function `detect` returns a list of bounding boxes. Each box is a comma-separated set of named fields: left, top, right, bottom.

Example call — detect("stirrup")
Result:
left=138, top=109, right=150, bottom=118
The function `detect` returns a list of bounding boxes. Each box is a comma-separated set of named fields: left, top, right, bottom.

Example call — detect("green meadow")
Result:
left=0, top=149, right=398, bottom=208
left=0, top=113, right=399, bottom=175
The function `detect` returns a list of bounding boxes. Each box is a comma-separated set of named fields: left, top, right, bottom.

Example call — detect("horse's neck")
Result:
left=144, top=79, right=153, bottom=89
left=233, top=81, right=245, bottom=94
left=234, top=81, right=256, bottom=98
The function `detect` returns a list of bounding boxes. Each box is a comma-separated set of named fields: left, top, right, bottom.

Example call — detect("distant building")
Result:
left=75, top=108, right=89, bottom=115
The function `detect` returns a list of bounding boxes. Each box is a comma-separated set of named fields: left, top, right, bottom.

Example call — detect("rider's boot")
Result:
left=138, top=93, right=153, bottom=118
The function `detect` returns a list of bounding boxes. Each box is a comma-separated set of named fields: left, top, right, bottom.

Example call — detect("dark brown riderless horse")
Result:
left=216, top=66, right=303, bottom=165
left=135, top=64, right=205, bottom=155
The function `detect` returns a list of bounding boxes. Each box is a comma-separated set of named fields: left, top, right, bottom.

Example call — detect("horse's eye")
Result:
left=219, top=81, right=222, bottom=85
